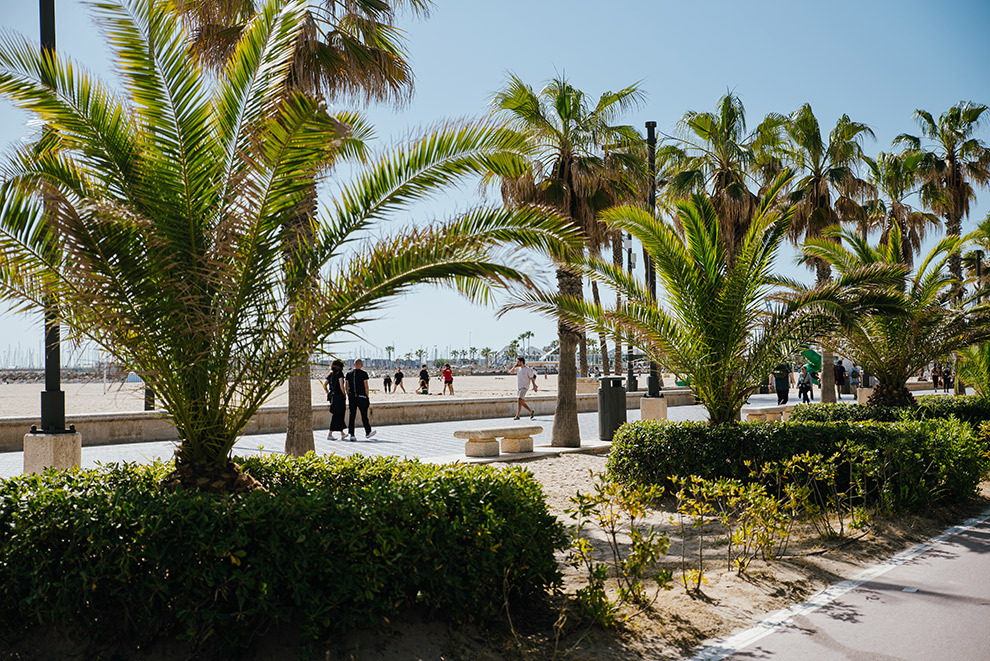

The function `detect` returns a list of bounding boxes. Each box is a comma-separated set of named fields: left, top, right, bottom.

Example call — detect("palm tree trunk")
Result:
left=552, top=266, right=582, bottom=447
left=284, top=184, right=317, bottom=457
left=947, top=213, right=963, bottom=298
left=590, top=280, right=610, bottom=374
left=612, top=232, right=623, bottom=376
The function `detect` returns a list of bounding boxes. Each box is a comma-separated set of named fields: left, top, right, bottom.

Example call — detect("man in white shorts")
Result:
left=509, top=356, right=538, bottom=420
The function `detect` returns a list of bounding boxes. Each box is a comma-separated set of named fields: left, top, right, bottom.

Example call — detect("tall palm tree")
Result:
left=177, top=0, right=431, bottom=456
left=863, top=151, right=939, bottom=266
left=784, top=104, right=874, bottom=403
left=492, top=74, right=644, bottom=446
left=0, top=0, right=579, bottom=485
left=511, top=174, right=898, bottom=425
left=803, top=225, right=990, bottom=406
left=656, top=92, right=787, bottom=265
left=896, top=102, right=990, bottom=287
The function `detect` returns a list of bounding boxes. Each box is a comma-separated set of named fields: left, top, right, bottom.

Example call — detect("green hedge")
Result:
left=0, top=455, right=565, bottom=653
left=607, top=418, right=987, bottom=509
left=789, top=395, right=990, bottom=426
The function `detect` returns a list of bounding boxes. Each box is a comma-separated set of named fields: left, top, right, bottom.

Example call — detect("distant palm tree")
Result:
left=896, top=102, right=990, bottom=287
left=784, top=104, right=874, bottom=403
left=177, top=0, right=431, bottom=456
left=804, top=225, right=990, bottom=406
left=863, top=151, right=939, bottom=266
left=657, top=92, right=787, bottom=265
left=0, top=0, right=578, bottom=484
left=513, top=175, right=895, bottom=425
left=492, top=73, right=642, bottom=446
left=385, top=345, right=395, bottom=363
left=480, top=347, right=492, bottom=367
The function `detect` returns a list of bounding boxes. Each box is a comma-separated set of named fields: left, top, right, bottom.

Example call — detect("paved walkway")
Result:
left=0, top=390, right=937, bottom=479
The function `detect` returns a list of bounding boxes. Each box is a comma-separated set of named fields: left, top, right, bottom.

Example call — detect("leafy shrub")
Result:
left=790, top=395, right=990, bottom=427
left=0, top=455, right=565, bottom=653
left=607, top=418, right=987, bottom=510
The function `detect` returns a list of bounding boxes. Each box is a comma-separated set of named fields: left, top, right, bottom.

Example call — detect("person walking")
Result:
left=418, top=365, right=430, bottom=394
left=321, top=359, right=347, bottom=440
left=932, top=364, right=942, bottom=391
left=797, top=366, right=814, bottom=403
left=345, top=359, right=376, bottom=441
left=509, top=356, right=538, bottom=420
left=441, top=363, right=454, bottom=395
left=773, top=361, right=794, bottom=405
left=943, top=368, right=953, bottom=394
left=383, top=372, right=392, bottom=393
left=393, top=366, right=406, bottom=393
left=850, top=365, right=860, bottom=397
left=834, top=359, right=848, bottom=400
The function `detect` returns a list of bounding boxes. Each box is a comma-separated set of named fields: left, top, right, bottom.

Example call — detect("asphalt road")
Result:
left=691, top=510, right=990, bottom=660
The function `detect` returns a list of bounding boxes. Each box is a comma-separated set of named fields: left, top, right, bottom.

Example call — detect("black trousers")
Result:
left=775, top=380, right=789, bottom=405
left=348, top=397, right=371, bottom=435
left=329, top=395, right=346, bottom=432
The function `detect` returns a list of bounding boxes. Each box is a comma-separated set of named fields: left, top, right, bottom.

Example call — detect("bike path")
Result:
left=691, top=507, right=990, bottom=660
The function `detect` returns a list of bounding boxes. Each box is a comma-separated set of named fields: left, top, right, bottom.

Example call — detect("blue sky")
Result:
left=2, top=0, right=989, bottom=364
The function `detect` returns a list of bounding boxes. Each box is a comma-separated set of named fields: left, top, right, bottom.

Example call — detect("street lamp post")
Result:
left=625, top=232, right=637, bottom=391
left=645, top=121, right=661, bottom=398
left=25, top=0, right=81, bottom=473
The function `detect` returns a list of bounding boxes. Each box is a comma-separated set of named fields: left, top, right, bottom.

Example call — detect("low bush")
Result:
left=790, top=395, right=990, bottom=427
left=607, top=418, right=987, bottom=510
left=0, top=454, right=565, bottom=654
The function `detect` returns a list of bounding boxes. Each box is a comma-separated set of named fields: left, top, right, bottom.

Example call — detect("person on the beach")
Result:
left=321, top=359, right=347, bottom=440
left=418, top=365, right=430, bottom=394
left=509, top=356, right=537, bottom=420
left=383, top=372, right=392, bottom=393
left=345, top=359, right=375, bottom=441
left=393, top=367, right=406, bottom=393
left=797, top=366, right=814, bottom=403
left=441, top=363, right=454, bottom=395
left=773, top=361, right=794, bottom=405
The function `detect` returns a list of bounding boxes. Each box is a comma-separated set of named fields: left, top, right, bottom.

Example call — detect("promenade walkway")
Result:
left=0, top=390, right=936, bottom=479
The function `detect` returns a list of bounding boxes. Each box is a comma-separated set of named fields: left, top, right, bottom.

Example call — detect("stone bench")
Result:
left=454, top=425, right=543, bottom=457
left=743, top=404, right=795, bottom=422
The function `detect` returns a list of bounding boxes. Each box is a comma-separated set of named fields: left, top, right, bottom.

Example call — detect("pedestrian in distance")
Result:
left=383, top=372, right=392, bottom=393
left=932, top=364, right=942, bottom=390
left=834, top=359, right=847, bottom=400
left=393, top=366, right=406, bottom=393
left=943, top=368, right=953, bottom=394
left=418, top=365, right=430, bottom=394
left=442, top=363, right=454, bottom=395
left=797, top=366, right=814, bottom=404
left=321, top=359, right=347, bottom=440
left=509, top=356, right=538, bottom=420
left=773, top=361, right=794, bottom=405
left=345, top=359, right=376, bottom=441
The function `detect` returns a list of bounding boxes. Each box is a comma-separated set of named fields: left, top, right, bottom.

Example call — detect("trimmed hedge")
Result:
left=0, top=454, right=565, bottom=652
left=789, top=395, right=990, bottom=427
left=607, top=418, right=988, bottom=508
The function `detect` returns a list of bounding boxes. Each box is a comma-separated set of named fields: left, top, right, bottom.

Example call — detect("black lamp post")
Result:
left=645, top=121, right=661, bottom=398
left=625, top=231, right=637, bottom=391
left=34, top=0, right=69, bottom=436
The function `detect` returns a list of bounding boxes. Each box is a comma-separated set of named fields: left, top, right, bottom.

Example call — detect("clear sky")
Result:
left=2, top=0, right=989, bottom=365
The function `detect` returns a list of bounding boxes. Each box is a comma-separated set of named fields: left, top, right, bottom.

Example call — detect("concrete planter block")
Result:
left=464, top=439, right=499, bottom=457
left=640, top=396, right=668, bottom=421
left=500, top=435, right=534, bottom=453
left=576, top=378, right=598, bottom=394
left=23, top=432, right=82, bottom=474
left=857, top=387, right=873, bottom=405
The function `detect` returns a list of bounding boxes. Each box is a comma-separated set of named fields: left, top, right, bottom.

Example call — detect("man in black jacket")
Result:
left=345, top=359, right=376, bottom=441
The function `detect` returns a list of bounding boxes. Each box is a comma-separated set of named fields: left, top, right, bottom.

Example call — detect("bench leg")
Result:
left=465, top=438, right=499, bottom=458
left=500, top=435, right=534, bottom=453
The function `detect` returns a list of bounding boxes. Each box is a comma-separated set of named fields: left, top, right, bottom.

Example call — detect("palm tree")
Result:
left=863, top=151, right=939, bottom=266
left=177, top=0, right=431, bottom=456
left=511, top=175, right=894, bottom=425
left=492, top=74, right=643, bottom=446
left=480, top=347, right=492, bottom=367
left=896, top=102, right=990, bottom=287
left=803, top=225, right=990, bottom=406
left=656, top=92, right=788, bottom=265
left=0, top=0, right=578, bottom=485
left=385, top=345, right=395, bottom=364
left=784, top=104, right=875, bottom=403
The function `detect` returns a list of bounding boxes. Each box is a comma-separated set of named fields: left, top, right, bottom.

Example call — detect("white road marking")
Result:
left=686, top=504, right=990, bottom=661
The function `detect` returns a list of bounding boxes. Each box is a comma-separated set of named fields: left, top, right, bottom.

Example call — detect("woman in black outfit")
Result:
left=323, top=359, right=347, bottom=440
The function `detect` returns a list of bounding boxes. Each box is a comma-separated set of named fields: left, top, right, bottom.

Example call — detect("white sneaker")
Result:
left=512, top=416, right=520, bottom=420
left=367, top=430, right=377, bottom=439
left=347, top=434, right=357, bottom=442
left=327, top=432, right=334, bottom=440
